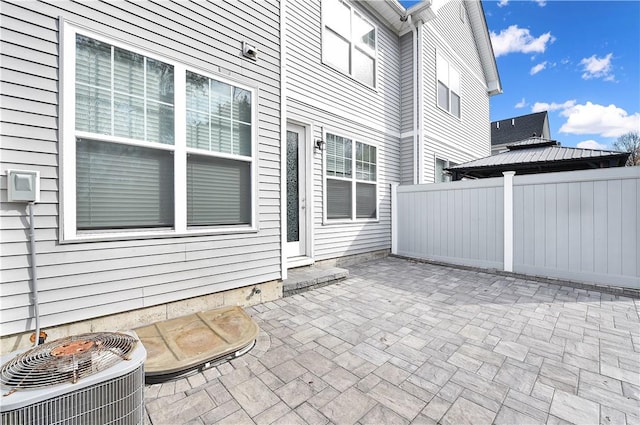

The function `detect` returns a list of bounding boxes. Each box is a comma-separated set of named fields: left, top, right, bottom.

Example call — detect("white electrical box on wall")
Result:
left=7, top=170, right=40, bottom=203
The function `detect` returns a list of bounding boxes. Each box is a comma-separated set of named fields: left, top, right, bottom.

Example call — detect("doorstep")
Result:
left=283, top=266, right=349, bottom=297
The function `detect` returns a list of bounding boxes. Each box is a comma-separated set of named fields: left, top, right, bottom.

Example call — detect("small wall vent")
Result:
left=242, top=41, right=258, bottom=61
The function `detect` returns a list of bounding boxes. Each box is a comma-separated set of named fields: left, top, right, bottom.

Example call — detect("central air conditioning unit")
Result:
left=0, top=332, right=146, bottom=425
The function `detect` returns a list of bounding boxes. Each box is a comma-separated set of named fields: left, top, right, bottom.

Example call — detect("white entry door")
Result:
left=286, top=123, right=307, bottom=258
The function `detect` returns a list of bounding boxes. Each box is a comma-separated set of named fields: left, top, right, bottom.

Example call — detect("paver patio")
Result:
left=144, top=256, right=640, bottom=425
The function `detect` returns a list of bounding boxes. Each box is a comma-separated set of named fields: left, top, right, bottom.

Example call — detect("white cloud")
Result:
left=580, top=53, right=615, bottom=81
left=530, top=62, right=547, bottom=75
left=515, top=98, right=527, bottom=109
left=576, top=140, right=608, bottom=150
left=534, top=0, right=547, bottom=6
left=490, top=25, right=555, bottom=58
left=558, top=102, right=640, bottom=138
left=532, top=99, right=576, bottom=113
left=497, top=0, right=509, bottom=7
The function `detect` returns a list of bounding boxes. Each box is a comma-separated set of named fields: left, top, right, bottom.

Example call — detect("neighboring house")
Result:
left=447, top=137, right=630, bottom=180
left=0, top=0, right=500, bottom=350
left=491, top=111, right=550, bottom=155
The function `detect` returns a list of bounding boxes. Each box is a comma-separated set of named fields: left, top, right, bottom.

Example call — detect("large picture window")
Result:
left=64, top=27, right=255, bottom=239
left=322, top=0, right=377, bottom=87
left=325, top=133, right=377, bottom=221
left=437, top=54, right=461, bottom=118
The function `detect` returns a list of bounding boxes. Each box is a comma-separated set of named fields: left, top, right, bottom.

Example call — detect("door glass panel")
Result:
left=287, top=131, right=299, bottom=243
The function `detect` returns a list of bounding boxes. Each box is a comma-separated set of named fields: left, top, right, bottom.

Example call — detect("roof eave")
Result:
left=465, top=1, right=502, bottom=96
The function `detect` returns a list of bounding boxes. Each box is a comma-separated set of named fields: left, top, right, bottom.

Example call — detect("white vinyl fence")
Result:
left=392, top=167, right=640, bottom=289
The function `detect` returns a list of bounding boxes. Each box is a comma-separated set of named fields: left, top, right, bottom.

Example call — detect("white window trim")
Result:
left=321, top=0, right=378, bottom=89
left=322, top=129, right=379, bottom=224
left=61, top=21, right=259, bottom=242
left=436, top=52, right=462, bottom=119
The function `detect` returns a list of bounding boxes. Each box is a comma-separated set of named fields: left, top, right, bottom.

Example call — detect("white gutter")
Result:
left=404, top=2, right=434, bottom=185
left=416, top=24, right=424, bottom=184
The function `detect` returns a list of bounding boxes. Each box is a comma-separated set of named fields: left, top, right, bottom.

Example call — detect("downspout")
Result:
left=409, top=15, right=419, bottom=185
left=416, top=24, right=424, bottom=184
left=408, top=15, right=425, bottom=184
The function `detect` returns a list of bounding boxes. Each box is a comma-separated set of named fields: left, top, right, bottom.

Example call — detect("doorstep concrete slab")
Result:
left=144, top=257, right=640, bottom=425
left=283, top=266, right=348, bottom=296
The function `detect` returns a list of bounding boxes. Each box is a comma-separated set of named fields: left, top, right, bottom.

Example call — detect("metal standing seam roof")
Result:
left=447, top=144, right=629, bottom=170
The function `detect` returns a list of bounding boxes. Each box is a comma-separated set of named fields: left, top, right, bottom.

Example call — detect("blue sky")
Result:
left=483, top=0, right=640, bottom=149
left=401, top=0, right=640, bottom=149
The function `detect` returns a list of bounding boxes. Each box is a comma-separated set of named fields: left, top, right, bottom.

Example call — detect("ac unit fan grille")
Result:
left=0, top=332, right=138, bottom=391
left=1, top=361, right=144, bottom=425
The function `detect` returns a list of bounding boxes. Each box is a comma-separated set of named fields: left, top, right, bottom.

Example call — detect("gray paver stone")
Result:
left=274, top=378, right=315, bottom=409
left=494, top=405, right=545, bottom=425
left=360, top=404, right=410, bottom=425
left=227, top=376, right=280, bottom=417
left=493, top=340, right=529, bottom=362
left=319, top=387, right=376, bottom=425
left=440, top=397, right=496, bottom=425
left=368, top=379, right=426, bottom=420
left=294, top=402, right=329, bottom=425
left=550, top=390, right=600, bottom=425
left=322, top=366, right=359, bottom=392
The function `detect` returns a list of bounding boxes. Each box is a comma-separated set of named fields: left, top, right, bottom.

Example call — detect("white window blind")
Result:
left=187, top=155, right=251, bottom=226
left=76, top=139, right=174, bottom=229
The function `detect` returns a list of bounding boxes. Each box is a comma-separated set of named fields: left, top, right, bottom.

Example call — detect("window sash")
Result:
left=76, top=139, right=175, bottom=229
left=327, top=178, right=352, bottom=219
left=75, top=34, right=176, bottom=145
left=187, top=154, right=251, bottom=226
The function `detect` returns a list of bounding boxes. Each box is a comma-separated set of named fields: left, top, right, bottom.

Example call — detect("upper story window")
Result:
left=322, top=0, right=377, bottom=87
left=325, top=132, right=377, bottom=221
left=437, top=54, right=461, bottom=118
left=63, top=26, right=256, bottom=240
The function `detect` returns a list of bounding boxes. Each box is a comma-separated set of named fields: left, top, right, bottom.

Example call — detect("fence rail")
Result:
left=392, top=167, right=640, bottom=289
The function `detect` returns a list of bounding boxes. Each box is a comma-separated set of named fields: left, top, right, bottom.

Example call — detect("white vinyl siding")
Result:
left=0, top=0, right=280, bottom=337
left=63, top=28, right=256, bottom=238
